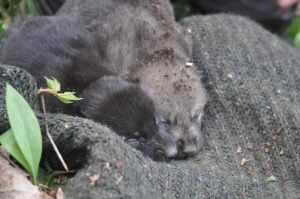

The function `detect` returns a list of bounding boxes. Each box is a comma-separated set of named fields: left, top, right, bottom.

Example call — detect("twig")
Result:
left=40, top=93, right=69, bottom=171
left=50, top=170, right=76, bottom=177
left=115, top=176, right=123, bottom=185
left=38, top=183, right=54, bottom=191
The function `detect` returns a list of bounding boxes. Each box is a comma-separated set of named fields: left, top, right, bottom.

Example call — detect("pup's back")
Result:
left=1, top=16, right=111, bottom=114
left=57, top=0, right=191, bottom=77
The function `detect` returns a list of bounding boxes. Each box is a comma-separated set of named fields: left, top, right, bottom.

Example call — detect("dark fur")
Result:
left=57, top=0, right=207, bottom=158
left=1, top=16, right=109, bottom=114
left=80, top=76, right=177, bottom=160
left=1, top=16, right=177, bottom=160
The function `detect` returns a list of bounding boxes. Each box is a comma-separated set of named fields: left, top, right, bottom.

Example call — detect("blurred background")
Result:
left=1, top=0, right=300, bottom=47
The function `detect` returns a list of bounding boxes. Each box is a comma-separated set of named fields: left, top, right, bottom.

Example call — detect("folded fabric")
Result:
left=0, top=14, right=299, bottom=198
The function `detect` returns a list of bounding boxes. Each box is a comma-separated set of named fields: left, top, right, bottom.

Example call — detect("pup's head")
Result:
left=80, top=76, right=177, bottom=160
left=134, top=59, right=207, bottom=159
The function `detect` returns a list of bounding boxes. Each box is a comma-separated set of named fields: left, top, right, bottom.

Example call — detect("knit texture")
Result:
left=0, top=14, right=299, bottom=198
left=181, top=14, right=300, bottom=198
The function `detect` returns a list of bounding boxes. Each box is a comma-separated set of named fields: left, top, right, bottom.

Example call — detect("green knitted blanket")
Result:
left=0, top=14, right=299, bottom=198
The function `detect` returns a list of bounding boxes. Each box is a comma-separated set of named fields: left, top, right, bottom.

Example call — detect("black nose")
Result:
left=177, top=139, right=197, bottom=156
left=182, top=145, right=197, bottom=155
left=152, top=148, right=167, bottom=161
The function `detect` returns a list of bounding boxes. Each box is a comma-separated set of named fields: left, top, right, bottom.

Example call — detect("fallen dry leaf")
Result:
left=279, top=149, right=284, bottom=155
left=55, top=188, right=65, bottom=199
left=237, top=147, right=242, bottom=153
left=264, top=147, right=270, bottom=153
left=104, top=162, right=111, bottom=171
left=240, top=158, right=251, bottom=166
left=0, top=156, right=54, bottom=199
left=89, top=174, right=100, bottom=186
left=0, top=146, right=10, bottom=159
left=49, top=188, right=65, bottom=199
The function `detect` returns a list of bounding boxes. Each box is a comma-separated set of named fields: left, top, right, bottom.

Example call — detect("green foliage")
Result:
left=38, top=166, right=52, bottom=186
left=0, top=0, right=22, bottom=16
left=0, top=129, right=32, bottom=173
left=265, top=175, right=277, bottom=182
left=0, top=0, right=38, bottom=36
left=20, top=0, right=38, bottom=15
left=56, top=91, right=83, bottom=104
left=42, top=77, right=83, bottom=104
left=45, top=76, right=60, bottom=91
left=0, top=20, right=5, bottom=35
left=294, top=31, right=300, bottom=48
left=286, top=17, right=300, bottom=40
left=0, top=83, right=42, bottom=184
left=0, top=79, right=81, bottom=187
left=286, top=16, right=300, bottom=49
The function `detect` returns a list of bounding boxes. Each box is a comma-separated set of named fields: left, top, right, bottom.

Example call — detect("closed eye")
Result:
left=160, top=119, right=171, bottom=128
left=156, top=115, right=171, bottom=129
left=162, top=119, right=171, bottom=125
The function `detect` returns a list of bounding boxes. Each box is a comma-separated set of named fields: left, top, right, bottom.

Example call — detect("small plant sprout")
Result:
left=0, top=77, right=82, bottom=185
left=35, top=77, right=82, bottom=172
left=0, top=0, right=39, bottom=36
left=42, top=77, right=82, bottom=104
left=32, top=77, right=82, bottom=108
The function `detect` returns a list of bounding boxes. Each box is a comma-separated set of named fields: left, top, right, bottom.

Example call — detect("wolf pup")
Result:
left=57, top=0, right=207, bottom=158
left=1, top=16, right=177, bottom=160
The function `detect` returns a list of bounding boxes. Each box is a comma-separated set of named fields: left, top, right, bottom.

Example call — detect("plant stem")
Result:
left=31, top=91, right=41, bottom=109
left=40, top=93, right=69, bottom=171
left=31, top=88, right=58, bottom=109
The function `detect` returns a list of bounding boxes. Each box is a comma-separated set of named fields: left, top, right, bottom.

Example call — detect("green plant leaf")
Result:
left=0, top=27, right=6, bottom=36
left=56, top=92, right=83, bottom=104
left=5, top=83, right=42, bottom=184
left=44, top=76, right=61, bottom=91
left=0, top=19, right=6, bottom=36
left=24, top=0, right=38, bottom=15
left=7, top=0, right=21, bottom=16
left=0, top=6, right=7, bottom=13
left=265, top=175, right=277, bottom=182
left=286, top=17, right=300, bottom=39
left=294, top=32, right=300, bottom=49
left=38, top=167, right=52, bottom=186
left=0, top=129, right=31, bottom=172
